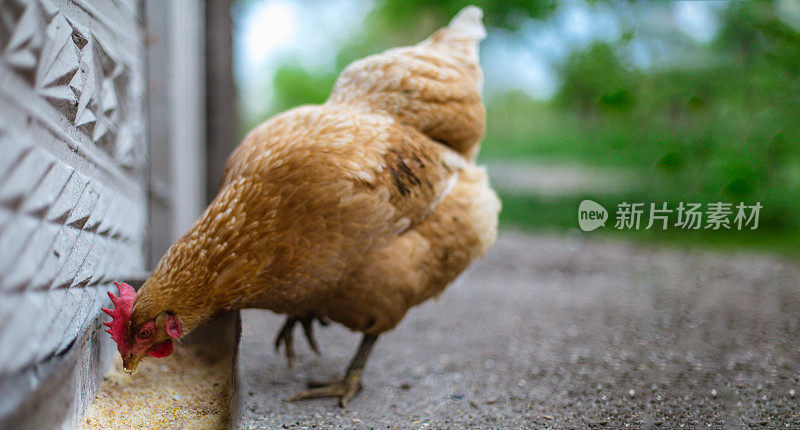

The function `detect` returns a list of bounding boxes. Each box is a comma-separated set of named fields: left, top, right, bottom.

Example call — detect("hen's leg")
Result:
left=274, top=317, right=297, bottom=367
left=300, top=315, right=329, bottom=354
left=285, top=334, right=378, bottom=407
left=274, top=315, right=328, bottom=367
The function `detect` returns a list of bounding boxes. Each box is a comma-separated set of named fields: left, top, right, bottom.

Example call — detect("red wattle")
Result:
left=147, top=340, right=173, bottom=358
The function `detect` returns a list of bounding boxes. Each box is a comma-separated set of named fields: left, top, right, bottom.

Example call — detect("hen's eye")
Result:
left=137, top=329, right=151, bottom=339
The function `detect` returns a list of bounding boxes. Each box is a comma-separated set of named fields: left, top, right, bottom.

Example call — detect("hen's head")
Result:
left=102, top=282, right=183, bottom=373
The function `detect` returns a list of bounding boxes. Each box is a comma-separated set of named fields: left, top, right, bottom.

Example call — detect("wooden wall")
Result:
left=0, top=0, right=212, bottom=427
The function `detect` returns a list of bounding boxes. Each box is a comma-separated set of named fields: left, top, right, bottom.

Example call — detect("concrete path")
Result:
left=484, top=161, right=633, bottom=195
left=233, top=231, right=800, bottom=429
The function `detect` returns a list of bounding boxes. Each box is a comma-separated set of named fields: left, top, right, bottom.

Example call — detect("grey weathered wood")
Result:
left=0, top=0, right=147, bottom=427
left=205, top=0, right=236, bottom=202
left=1, top=0, right=213, bottom=426
left=144, top=0, right=206, bottom=265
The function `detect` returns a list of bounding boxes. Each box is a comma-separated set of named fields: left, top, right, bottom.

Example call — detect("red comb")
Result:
left=101, top=282, right=136, bottom=356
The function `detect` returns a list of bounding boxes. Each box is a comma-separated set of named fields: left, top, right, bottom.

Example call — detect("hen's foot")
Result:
left=274, top=315, right=328, bottom=367
left=285, top=369, right=363, bottom=407
left=284, top=333, right=378, bottom=408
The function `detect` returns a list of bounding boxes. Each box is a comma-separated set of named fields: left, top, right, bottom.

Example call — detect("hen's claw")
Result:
left=284, top=333, right=378, bottom=408
left=274, top=315, right=326, bottom=367
left=285, top=370, right=363, bottom=407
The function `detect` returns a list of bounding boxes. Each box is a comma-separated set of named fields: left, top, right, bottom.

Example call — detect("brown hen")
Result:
left=107, top=6, right=499, bottom=407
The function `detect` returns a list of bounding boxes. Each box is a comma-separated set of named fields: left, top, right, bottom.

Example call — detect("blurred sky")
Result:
left=232, top=0, right=724, bottom=111
left=233, top=0, right=370, bottom=114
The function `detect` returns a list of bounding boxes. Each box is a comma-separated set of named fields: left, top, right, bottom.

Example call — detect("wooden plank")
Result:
left=0, top=0, right=147, bottom=426
left=144, top=0, right=206, bottom=265
left=205, top=0, right=236, bottom=202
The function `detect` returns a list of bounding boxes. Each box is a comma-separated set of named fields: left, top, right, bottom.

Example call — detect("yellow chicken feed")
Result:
left=81, top=343, right=230, bottom=430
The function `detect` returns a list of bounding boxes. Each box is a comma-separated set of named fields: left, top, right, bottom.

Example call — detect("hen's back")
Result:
left=327, top=6, right=486, bottom=160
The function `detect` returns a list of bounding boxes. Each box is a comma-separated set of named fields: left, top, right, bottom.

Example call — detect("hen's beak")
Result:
left=122, top=352, right=144, bottom=374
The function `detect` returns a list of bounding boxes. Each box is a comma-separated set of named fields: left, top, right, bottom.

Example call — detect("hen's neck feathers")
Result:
left=132, top=180, right=279, bottom=334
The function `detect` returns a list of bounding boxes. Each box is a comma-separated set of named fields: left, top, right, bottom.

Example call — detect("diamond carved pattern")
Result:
left=2, top=0, right=51, bottom=76
left=2, top=0, right=142, bottom=169
left=0, top=125, right=145, bottom=374
left=0, top=0, right=146, bottom=376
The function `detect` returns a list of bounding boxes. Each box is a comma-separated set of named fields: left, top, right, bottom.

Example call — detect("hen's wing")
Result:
left=214, top=107, right=466, bottom=307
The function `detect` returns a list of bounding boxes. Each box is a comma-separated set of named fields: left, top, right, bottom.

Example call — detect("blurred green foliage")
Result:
left=241, top=0, right=800, bottom=253
left=542, top=1, right=800, bottom=238
left=271, top=64, right=338, bottom=111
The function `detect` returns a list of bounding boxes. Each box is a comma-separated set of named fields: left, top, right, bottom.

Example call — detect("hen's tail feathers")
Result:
left=425, top=6, right=485, bottom=65
left=443, top=6, right=487, bottom=43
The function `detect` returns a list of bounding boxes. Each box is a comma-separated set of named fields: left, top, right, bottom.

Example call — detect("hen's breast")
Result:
left=317, top=164, right=500, bottom=334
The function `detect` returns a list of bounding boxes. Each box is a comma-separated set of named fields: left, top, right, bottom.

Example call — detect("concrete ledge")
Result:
left=0, top=314, right=115, bottom=430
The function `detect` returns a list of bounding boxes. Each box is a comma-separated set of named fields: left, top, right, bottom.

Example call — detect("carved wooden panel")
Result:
left=0, top=0, right=146, bottom=426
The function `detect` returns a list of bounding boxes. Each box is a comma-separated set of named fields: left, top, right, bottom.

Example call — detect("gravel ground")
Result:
left=233, top=230, right=800, bottom=429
